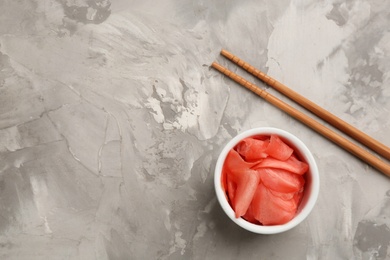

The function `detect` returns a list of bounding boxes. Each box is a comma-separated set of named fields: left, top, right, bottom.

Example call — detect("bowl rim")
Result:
left=214, top=127, right=320, bottom=234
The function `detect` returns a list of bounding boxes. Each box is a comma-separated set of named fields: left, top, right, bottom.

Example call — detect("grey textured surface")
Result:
left=1, top=0, right=390, bottom=259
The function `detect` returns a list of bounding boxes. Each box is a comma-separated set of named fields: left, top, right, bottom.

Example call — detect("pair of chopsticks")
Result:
left=212, top=49, right=390, bottom=177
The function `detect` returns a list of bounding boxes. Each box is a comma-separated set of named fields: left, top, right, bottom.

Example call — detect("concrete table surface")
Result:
left=1, top=0, right=390, bottom=259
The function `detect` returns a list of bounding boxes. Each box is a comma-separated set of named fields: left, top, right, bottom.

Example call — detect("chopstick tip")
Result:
left=211, top=61, right=219, bottom=68
left=211, top=62, right=226, bottom=74
left=220, top=49, right=233, bottom=59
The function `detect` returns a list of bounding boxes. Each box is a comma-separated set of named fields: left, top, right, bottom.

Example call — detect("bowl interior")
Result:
left=214, top=127, right=319, bottom=234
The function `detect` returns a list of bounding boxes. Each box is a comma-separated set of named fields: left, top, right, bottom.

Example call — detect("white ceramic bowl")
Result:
left=214, top=127, right=319, bottom=234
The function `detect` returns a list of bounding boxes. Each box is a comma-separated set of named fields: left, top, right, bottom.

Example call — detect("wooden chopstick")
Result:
left=211, top=61, right=390, bottom=177
left=220, top=49, right=390, bottom=161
